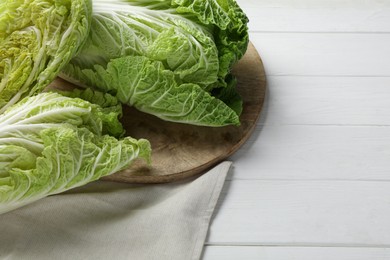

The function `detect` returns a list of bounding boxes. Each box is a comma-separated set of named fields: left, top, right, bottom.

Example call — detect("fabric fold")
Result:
left=0, top=161, right=232, bottom=260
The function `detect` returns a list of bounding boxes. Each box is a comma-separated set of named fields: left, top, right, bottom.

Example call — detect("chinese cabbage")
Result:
left=0, top=0, right=92, bottom=113
left=62, top=0, right=249, bottom=126
left=0, top=91, right=151, bottom=214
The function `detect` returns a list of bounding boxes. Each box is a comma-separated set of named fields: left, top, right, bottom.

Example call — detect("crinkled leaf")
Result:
left=65, top=55, right=240, bottom=126
left=0, top=0, right=92, bottom=113
left=0, top=92, right=150, bottom=214
left=62, top=0, right=248, bottom=126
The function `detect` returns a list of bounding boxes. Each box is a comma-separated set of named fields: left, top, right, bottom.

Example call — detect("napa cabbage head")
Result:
left=0, top=0, right=92, bottom=114
left=0, top=90, right=151, bottom=214
left=61, top=0, right=249, bottom=127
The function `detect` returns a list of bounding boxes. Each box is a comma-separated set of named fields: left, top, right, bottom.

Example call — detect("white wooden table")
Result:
left=203, top=1, right=390, bottom=259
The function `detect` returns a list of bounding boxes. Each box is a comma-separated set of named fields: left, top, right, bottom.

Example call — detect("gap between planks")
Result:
left=205, top=242, right=390, bottom=249
left=224, top=177, right=390, bottom=182
left=257, top=124, right=390, bottom=127
left=261, top=75, right=390, bottom=77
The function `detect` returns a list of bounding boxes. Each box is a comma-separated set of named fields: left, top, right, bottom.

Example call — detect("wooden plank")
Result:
left=237, top=0, right=390, bottom=33
left=203, top=246, right=390, bottom=260
left=257, top=76, right=390, bottom=126
left=250, top=33, right=390, bottom=76
left=229, top=125, right=390, bottom=180
left=207, top=180, right=390, bottom=246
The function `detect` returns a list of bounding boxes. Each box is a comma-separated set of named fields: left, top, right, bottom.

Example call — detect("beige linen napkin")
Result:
left=0, top=161, right=231, bottom=260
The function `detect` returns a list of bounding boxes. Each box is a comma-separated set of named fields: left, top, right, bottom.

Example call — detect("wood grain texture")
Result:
left=207, top=180, right=390, bottom=246
left=239, top=0, right=390, bottom=33
left=250, top=33, right=390, bottom=76
left=229, top=125, right=390, bottom=180
left=50, top=43, right=265, bottom=184
left=259, top=76, right=390, bottom=126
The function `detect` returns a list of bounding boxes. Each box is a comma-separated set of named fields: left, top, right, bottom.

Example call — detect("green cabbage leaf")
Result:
left=64, top=55, right=240, bottom=126
left=0, top=0, right=92, bottom=113
left=0, top=91, right=151, bottom=214
left=61, top=0, right=249, bottom=126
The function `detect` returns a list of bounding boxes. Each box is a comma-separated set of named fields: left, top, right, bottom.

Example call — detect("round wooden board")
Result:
left=51, top=42, right=266, bottom=184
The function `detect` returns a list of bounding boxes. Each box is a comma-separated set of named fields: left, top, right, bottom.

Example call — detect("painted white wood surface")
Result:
left=203, top=246, right=390, bottom=260
left=258, top=77, right=390, bottom=126
left=250, top=33, right=390, bottom=76
left=204, top=0, right=390, bottom=259
left=208, top=180, right=390, bottom=245
left=230, top=126, right=390, bottom=180
left=240, top=1, right=390, bottom=33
